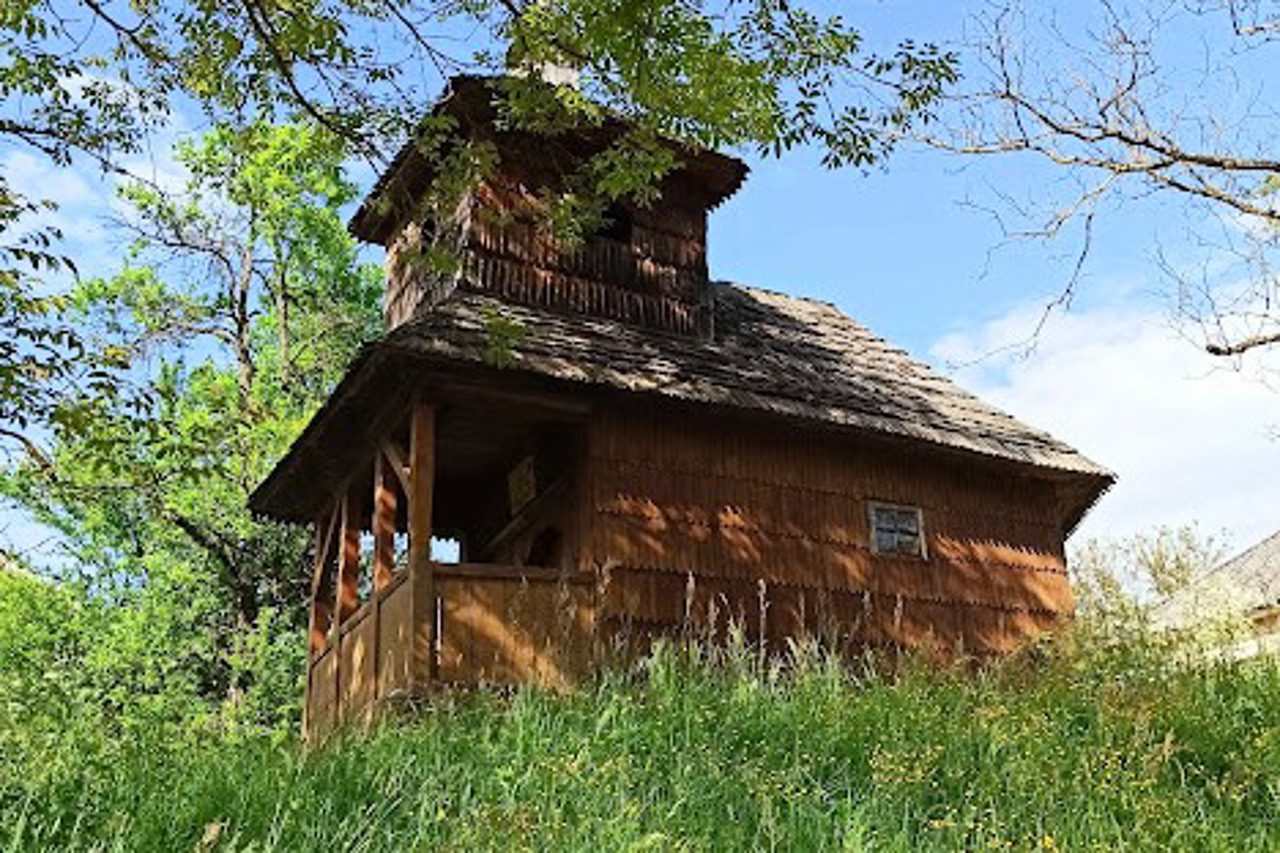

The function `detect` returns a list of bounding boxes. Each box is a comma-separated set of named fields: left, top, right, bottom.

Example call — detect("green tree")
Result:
left=1, top=2, right=959, bottom=447
left=3, top=1, right=957, bottom=167
left=1, top=122, right=381, bottom=729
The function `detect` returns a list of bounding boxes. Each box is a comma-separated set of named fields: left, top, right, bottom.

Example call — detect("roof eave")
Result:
left=247, top=344, right=389, bottom=522
left=348, top=75, right=750, bottom=246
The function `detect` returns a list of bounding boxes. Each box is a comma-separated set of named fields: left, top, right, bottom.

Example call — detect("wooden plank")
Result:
left=304, top=506, right=337, bottom=739
left=372, top=452, right=399, bottom=710
left=309, top=648, right=337, bottom=740
left=378, top=576, right=414, bottom=697
left=434, top=563, right=594, bottom=584
left=479, top=478, right=568, bottom=559
left=341, top=614, right=378, bottom=724
left=408, top=401, right=437, bottom=685
left=380, top=441, right=412, bottom=495
left=434, top=575, right=596, bottom=687
left=333, top=488, right=363, bottom=726
left=310, top=503, right=341, bottom=598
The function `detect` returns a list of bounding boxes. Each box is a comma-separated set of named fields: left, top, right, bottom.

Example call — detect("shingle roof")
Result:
left=249, top=282, right=1112, bottom=522
left=1155, top=530, right=1280, bottom=628
left=383, top=282, right=1112, bottom=478
left=348, top=75, right=750, bottom=245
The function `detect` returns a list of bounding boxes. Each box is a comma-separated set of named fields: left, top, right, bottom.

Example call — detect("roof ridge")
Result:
left=711, top=283, right=1071, bottom=437
left=712, top=279, right=840, bottom=310
left=375, top=286, right=1111, bottom=482
left=1213, top=528, right=1280, bottom=580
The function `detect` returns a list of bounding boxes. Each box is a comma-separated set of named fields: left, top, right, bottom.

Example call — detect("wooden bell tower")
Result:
left=348, top=76, right=748, bottom=334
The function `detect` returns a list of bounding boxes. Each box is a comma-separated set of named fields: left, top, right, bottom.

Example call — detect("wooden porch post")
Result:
left=307, top=507, right=337, bottom=657
left=371, top=452, right=397, bottom=706
left=408, top=401, right=437, bottom=686
left=335, top=487, right=362, bottom=626
left=331, top=487, right=362, bottom=722
left=303, top=512, right=328, bottom=738
left=373, top=453, right=397, bottom=591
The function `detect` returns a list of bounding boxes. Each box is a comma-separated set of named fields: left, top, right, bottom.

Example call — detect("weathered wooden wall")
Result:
left=437, top=567, right=596, bottom=687
left=585, top=407, right=1074, bottom=657
left=384, top=221, right=453, bottom=328
left=305, top=398, right=1084, bottom=741
left=382, top=172, right=713, bottom=334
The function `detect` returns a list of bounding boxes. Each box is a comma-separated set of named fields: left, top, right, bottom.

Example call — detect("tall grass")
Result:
left=3, top=634, right=1277, bottom=851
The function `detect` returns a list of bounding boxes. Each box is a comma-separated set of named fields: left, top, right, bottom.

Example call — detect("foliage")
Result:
left=0, top=633, right=1276, bottom=851
left=1066, top=525, right=1249, bottom=663
left=0, top=0, right=961, bottom=456
left=482, top=306, right=529, bottom=367
left=0, top=0, right=961, bottom=244
left=0, top=123, right=382, bottom=729
left=1071, top=526, right=1225, bottom=619
left=0, top=562, right=293, bottom=754
left=2, top=0, right=959, bottom=166
left=0, top=183, right=136, bottom=459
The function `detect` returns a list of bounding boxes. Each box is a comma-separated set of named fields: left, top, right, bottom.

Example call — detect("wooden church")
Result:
left=249, top=76, right=1113, bottom=738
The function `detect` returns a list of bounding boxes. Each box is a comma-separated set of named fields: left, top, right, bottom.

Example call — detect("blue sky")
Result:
left=3, top=0, right=1277, bottom=563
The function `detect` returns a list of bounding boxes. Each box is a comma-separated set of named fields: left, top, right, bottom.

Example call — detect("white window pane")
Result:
left=872, top=508, right=892, bottom=533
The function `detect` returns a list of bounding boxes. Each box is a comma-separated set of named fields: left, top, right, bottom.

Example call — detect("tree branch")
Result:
left=1206, top=331, right=1280, bottom=356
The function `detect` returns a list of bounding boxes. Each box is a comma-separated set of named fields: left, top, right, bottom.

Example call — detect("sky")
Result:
left=710, top=142, right=1280, bottom=551
left=2, top=0, right=1277, bottom=562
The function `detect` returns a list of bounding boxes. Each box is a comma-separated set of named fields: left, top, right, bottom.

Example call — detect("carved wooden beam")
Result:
left=380, top=440, right=412, bottom=495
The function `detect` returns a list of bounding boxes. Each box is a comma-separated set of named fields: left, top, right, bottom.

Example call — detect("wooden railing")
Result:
left=304, top=562, right=596, bottom=740
left=435, top=564, right=596, bottom=688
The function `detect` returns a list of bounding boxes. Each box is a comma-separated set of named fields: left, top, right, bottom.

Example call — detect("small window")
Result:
left=599, top=202, right=633, bottom=243
left=869, top=503, right=926, bottom=558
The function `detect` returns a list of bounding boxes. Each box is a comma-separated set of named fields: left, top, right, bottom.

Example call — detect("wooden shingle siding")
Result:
left=585, top=408, right=1072, bottom=655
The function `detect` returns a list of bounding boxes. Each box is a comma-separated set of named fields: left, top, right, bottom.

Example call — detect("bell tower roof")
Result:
left=348, top=75, right=749, bottom=247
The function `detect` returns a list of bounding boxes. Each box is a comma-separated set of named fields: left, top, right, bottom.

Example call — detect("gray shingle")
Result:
left=383, top=282, right=1112, bottom=478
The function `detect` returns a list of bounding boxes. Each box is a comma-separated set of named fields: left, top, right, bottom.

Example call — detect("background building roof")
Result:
left=1155, top=529, right=1280, bottom=629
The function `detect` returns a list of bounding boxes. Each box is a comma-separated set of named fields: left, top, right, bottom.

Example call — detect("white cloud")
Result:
left=4, top=150, right=97, bottom=209
left=2, top=149, right=111, bottom=266
left=932, top=300, right=1280, bottom=553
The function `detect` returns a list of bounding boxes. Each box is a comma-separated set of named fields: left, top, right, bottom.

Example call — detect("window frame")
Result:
left=867, top=501, right=928, bottom=560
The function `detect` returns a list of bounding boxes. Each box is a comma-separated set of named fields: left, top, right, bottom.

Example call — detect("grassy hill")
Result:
left=3, top=639, right=1277, bottom=851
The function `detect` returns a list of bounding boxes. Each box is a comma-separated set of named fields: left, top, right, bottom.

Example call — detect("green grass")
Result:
left=3, top=641, right=1277, bottom=851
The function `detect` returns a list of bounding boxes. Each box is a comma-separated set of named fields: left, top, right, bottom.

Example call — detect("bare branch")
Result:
left=1206, top=331, right=1280, bottom=356
left=920, top=0, right=1278, bottom=362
